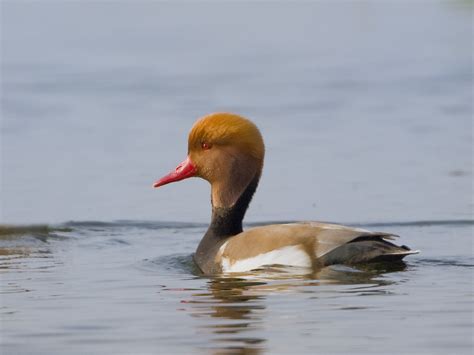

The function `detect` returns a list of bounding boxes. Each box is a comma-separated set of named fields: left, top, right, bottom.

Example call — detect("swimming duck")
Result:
left=153, top=113, right=418, bottom=274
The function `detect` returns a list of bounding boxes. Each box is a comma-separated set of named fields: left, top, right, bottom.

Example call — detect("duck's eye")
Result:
left=201, top=142, right=212, bottom=150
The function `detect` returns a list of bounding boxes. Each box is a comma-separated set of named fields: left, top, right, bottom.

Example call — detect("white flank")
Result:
left=218, top=241, right=229, bottom=255
left=221, top=245, right=312, bottom=273
left=386, top=250, right=420, bottom=255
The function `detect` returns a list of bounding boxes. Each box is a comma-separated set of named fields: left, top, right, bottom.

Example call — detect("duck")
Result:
left=153, top=112, right=418, bottom=274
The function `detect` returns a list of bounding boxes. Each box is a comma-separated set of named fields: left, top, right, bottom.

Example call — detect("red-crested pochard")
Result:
left=153, top=113, right=418, bottom=274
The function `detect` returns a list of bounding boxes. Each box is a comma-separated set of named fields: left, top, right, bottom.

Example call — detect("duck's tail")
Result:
left=319, top=235, right=419, bottom=266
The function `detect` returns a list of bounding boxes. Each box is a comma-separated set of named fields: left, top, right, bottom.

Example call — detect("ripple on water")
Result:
left=413, top=258, right=474, bottom=268
left=138, top=253, right=200, bottom=275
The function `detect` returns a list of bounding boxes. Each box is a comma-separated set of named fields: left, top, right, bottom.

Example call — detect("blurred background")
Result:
left=1, top=1, right=472, bottom=225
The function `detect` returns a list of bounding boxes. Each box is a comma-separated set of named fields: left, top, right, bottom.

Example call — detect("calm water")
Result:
left=0, top=220, right=473, bottom=354
left=1, top=1, right=473, bottom=354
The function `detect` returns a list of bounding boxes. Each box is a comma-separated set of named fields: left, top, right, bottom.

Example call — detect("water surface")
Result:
left=1, top=220, right=473, bottom=354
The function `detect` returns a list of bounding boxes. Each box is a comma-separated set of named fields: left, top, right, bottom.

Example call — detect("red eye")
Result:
left=201, top=142, right=212, bottom=150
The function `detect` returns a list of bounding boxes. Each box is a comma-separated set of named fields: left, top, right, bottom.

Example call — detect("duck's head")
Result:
left=154, top=113, right=265, bottom=209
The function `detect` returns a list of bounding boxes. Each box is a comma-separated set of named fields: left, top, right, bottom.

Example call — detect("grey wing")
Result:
left=309, top=224, right=418, bottom=266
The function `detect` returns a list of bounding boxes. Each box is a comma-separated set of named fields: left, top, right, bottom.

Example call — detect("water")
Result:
left=1, top=220, right=473, bottom=354
left=1, top=1, right=473, bottom=354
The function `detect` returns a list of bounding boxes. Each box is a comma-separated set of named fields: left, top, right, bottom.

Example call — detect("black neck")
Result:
left=194, top=173, right=260, bottom=274
left=207, top=173, right=260, bottom=238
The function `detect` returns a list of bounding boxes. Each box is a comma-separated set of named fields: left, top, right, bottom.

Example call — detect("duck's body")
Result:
left=200, top=222, right=415, bottom=274
left=154, top=113, right=418, bottom=274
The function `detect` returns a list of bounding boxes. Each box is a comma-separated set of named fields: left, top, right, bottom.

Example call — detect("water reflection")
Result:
left=188, top=277, right=266, bottom=354
left=186, top=263, right=407, bottom=354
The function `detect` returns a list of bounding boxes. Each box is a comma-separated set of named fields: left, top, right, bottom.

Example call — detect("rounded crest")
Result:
left=188, top=113, right=265, bottom=160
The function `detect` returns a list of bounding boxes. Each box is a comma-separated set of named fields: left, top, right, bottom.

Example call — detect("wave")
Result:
left=0, top=219, right=472, bottom=236
left=61, top=218, right=474, bottom=229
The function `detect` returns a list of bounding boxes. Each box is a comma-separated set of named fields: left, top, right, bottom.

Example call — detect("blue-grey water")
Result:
left=1, top=2, right=473, bottom=354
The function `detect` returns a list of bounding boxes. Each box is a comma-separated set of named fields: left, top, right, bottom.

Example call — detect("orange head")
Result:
left=154, top=113, right=265, bottom=208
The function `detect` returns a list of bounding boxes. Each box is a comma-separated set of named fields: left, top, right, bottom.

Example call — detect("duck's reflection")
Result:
left=186, top=262, right=407, bottom=354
